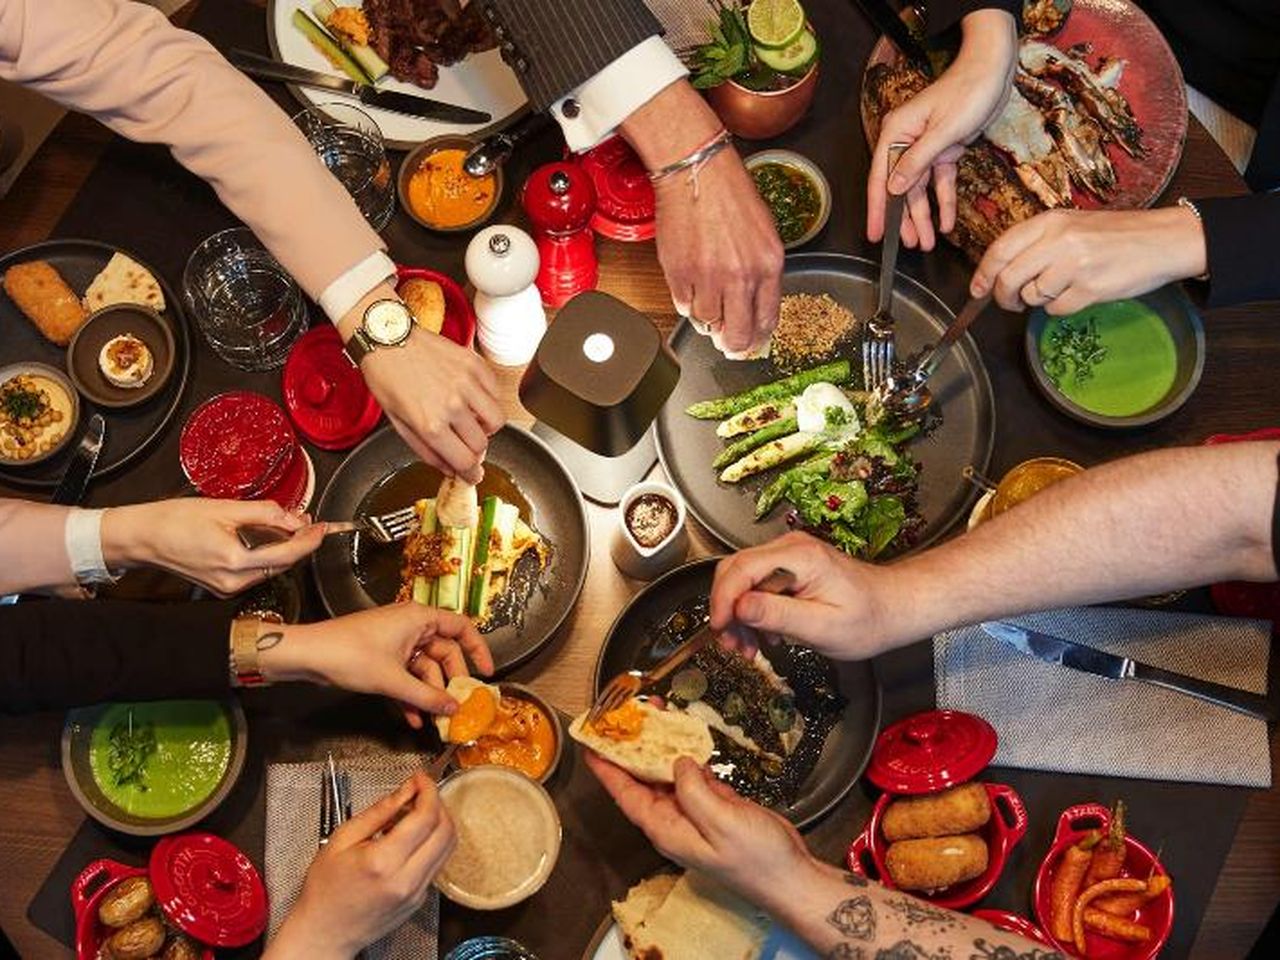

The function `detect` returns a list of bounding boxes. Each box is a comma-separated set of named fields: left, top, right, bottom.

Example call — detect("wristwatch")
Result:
left=343, top=298, right=415, bottom=365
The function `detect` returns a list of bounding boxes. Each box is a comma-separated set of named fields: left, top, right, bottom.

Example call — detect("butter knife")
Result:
left=981, top=620, right=1276, bottom=721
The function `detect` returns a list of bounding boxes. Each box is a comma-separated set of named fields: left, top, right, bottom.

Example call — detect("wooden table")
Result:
left=1, top=1, right=1278, bottom=956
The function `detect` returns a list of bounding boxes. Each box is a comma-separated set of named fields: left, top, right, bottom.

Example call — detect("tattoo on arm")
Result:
left=826, top=945, right=867, bottom=960
left=256, top=630, right=284, bottom=651
left=842, top=870, right=870, bottom=887
left=828, top=896, right=876, bottom=941
left=884, top=895, right=960, bottom=932
left=970, top=941, right=1064, bottom=960
left=874, top=941, right=949, bottom=960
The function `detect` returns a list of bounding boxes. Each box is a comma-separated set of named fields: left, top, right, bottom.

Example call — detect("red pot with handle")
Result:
left=1032, top=804, right=1174, bottom=959
left=394, top=265, right=477, bottom=348
left=846, top=781, right=1029, bottom=910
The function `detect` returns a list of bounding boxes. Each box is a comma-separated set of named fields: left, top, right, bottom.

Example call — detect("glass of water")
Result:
left=183, top=228, right=310, bottom=371
left=295, top=103, right=395, bottom=231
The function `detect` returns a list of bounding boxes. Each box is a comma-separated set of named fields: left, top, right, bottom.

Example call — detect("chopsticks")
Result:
left=319, top=752, right=351, bottom=847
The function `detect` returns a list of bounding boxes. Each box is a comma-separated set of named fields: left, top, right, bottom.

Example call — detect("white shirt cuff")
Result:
left=552, top=36, right=689, bottom=154
left=317, top=250, right=398, bottom=323
left=64, top=508, right=117, bottom=585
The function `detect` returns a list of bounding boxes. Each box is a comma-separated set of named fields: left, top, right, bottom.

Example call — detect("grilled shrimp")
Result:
left=1014, top=70, right=1117, bottom=198
left=1020, top=40, right=1145, bottom=158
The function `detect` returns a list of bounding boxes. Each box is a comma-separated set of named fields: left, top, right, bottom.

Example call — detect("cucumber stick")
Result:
left=291, top=10, right=367, bottom=84
left=410, top=499, right=438, bottom=606
left=312, top=1, right=389, bottom=82
left=720, top=431, right=822, bottom=483
left=476, top=502, right=519, bottom=620
left=435, top=527, right=472, bottom=612
left=465, top=497, right=501, bottom=617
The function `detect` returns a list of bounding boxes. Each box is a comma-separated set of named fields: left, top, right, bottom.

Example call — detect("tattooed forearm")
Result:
left=884, top=895, right=960, bottom=932
left=828, top=896, right=877, bottom=940
left=843, top=870, right=870, bottom=887
left=970, top=940, right=1064, bottom=960
left=826, top=945, right=868, bottom=960
left=874, top=940, right=949, bottom=960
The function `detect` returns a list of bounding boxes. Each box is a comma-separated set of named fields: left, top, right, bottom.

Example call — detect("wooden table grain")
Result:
left=1, top=4, right=1278, bottom=957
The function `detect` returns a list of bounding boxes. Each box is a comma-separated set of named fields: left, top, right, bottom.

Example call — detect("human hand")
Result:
left=867, top=9, right=1017, bottom=250
left=269, top=772, right=454, bottom=960
left=587, top=753, right=814, bottom=913
left=970, top=206, right=1208, bottom=313
left=709, top=531, right=887, bottom=660
left=261, top=603, right=495, bottom=729
left=100, top=498, right=325, bottom=596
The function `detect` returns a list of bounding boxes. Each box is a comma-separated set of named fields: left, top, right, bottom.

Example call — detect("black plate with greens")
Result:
left=655, top=253, right=995, bottom=555
left=593, top=557, right=880, bottom=830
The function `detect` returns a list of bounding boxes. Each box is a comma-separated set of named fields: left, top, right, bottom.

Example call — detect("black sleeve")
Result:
left=925, top=0, right=1021, bottom=37
left=1196, top=192, right=1280, bottom=308
left=0, top=599, right=237, bottom=714
left=1273, top=451, right=1280, bottom=577
left=483, top=0, right=662, bottom=113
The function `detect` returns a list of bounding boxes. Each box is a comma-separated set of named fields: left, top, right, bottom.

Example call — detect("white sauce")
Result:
left=794, top=382, right=858, bottom=434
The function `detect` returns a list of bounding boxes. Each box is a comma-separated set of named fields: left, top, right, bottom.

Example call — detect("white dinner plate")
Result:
left=267, top=0, right=528, bottom=147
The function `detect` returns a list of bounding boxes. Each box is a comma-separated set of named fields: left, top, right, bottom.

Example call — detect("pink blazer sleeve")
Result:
left=0, top=0, right=384, bottom=302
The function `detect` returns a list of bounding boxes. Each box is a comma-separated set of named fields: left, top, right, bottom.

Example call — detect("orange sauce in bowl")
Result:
left=457, top=695, right=557, bottom=780
left=406, top=148, right=497, bottom=228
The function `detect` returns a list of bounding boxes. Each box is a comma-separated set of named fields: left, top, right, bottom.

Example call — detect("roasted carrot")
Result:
left=1073, top=878, right=1147, bottom=953
left=1085, top=800, right=1127, bottom=885
left=1050, top=842, right=1095, bottom=941
left=1083, top=908, right=1152, bottom=942
left=1093, top=874, right=1172, bottom=916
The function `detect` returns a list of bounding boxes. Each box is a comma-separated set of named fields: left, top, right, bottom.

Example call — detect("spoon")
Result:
left=878, top=294, right=993, bottom=419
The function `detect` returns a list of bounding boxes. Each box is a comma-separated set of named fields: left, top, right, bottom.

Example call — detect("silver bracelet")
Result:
left=647, top=128, right=734, bottom=184
left=1176, top=196, right=1211, bottom=281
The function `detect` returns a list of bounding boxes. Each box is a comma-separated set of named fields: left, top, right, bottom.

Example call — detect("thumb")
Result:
left=329, top=776, right=418, bottom=848
left=384, top=668, right=459, bottom=717
left=672, top=758, right=733, bottom=837
left=734, top=591, right=825, bottom=642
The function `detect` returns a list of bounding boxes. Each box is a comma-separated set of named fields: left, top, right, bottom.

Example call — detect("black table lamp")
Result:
left=519, top=290, right=679, bottom=504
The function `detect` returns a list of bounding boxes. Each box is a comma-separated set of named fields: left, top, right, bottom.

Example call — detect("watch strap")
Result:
left=343, top=327, right=374, bottom=367
left=229, top=617, right=269, bottom=687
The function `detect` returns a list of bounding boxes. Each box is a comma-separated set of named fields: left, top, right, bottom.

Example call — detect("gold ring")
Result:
left=261, top=566, right=273, bottom=581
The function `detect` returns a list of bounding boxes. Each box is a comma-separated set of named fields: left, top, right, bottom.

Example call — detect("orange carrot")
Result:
left=1085, top=800, right=1127, bottom=885
left=1073, top=878, right=1147, bottom=953
left=1093, top=874, right=1172, bottom=916
left=1083, top=908, right=1152, bottom=942
left=1050, top=842, right=1094, bottom=941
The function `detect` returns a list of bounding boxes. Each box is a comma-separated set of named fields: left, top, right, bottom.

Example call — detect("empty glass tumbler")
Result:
left=294, top=103, right=396, bottom=231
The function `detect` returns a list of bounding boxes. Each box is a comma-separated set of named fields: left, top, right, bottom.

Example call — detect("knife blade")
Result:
left=981, top=620, right=1276, bottom=721
left=226, top=49, right=492, bottom=125
left=51, top=413, right=105, bottom=506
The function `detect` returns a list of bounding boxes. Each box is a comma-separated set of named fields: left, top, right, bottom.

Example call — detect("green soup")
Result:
left=1038, top=300, right=1178, bottom=418
left=88, top=701, right=232, bottom=819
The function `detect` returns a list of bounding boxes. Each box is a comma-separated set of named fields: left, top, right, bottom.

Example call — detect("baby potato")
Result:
left=98, top=877, right=155, bottom=928
left=105, top=916, right=166, bottom=959
left=885, top=834, right=989, bottom=892
left=882, top=783, right=991, bottom=841
left=162, top=933, right=202, bottom=960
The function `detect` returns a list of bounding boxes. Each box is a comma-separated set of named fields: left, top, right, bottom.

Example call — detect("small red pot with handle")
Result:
left=846, top=781, right=1029, bottom=910
left=394, top=265, right=477, bottom=348
left=1032, top=803, right=1174, bottom=959
left=73, top=859, right=215, bottom=960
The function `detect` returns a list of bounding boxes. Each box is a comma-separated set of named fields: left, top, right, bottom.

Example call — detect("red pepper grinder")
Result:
left=521, top=160, right=598, bottom=308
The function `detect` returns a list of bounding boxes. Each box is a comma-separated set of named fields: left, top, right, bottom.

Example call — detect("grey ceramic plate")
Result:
left=655, top=252, right=996, bottom=555
left=592, top=557, right=881, bottom=830
left=312, top=424, right=590, bottom=673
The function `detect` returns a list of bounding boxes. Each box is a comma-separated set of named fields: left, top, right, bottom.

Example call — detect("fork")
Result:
left=864, top=141, right=910, bottom=391
left=587, top=567, right=797, bottom=724
left=241, top=504, right=420, bottom=549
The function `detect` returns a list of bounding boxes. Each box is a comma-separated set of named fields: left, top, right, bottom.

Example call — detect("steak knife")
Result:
left=981, top=620, right=1276, bottom=721
left=227, top=49, right=492, bottom=125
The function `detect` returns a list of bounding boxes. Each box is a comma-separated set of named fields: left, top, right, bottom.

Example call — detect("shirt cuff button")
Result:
left=562, top=99, right=581, bottom=119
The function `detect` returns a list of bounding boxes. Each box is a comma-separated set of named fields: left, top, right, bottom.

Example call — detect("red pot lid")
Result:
left=576, top=137, right=656, bottom=242
left=283, top=326, right=382, bottom=450
left=180, top=391, right=296, bottom=499
left=148, top=833, right=267, bottom=948
left=866, top=710, right=997, bottom=794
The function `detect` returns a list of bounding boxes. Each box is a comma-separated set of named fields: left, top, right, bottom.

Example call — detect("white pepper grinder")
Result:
left=464, top=224, right=547, bottom=366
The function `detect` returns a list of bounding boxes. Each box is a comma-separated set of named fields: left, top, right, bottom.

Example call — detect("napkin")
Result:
left=646, top=1, right=716, bottom=54
left=265, top=753, right=439, bottom=960
left=933, top=606, right=1273, bottom=787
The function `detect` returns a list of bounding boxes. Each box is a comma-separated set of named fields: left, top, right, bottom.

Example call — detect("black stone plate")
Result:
left=655, top=252, right=995, bottom=555
left=311, top=424, right=590, bottom=673
left=592, top=557, right=881, bottom=831
left=0, top=240, right=191, bottom=487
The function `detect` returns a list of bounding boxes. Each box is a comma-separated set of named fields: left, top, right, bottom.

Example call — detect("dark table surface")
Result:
left=1, top=1, right=1278, bottom=958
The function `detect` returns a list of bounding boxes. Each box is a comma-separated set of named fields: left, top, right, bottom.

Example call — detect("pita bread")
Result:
left=568, top=699, right=713, bottom=784
left=434, top=675, right=501, bottom=743
left=613, top=871, right=769, bottom=960
left=82, top=252, right=165, bottom=313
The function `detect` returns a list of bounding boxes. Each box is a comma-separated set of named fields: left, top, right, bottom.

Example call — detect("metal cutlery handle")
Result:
left=876, top=143, right=910, bottom=322
left=1132, top=662, right=1275, bottom=721
left=911, top=294, right=992, bottom=382
left=227, top=48, right=355, bottom=93
left=464, top=111, right=549, bottom=177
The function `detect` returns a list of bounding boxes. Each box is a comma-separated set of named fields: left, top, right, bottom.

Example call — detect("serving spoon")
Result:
left=877, top=293, right=992, bottom=419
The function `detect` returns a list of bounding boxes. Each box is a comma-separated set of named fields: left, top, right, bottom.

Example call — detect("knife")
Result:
left=226, top=49, right=492, bottom=125
left=0, top=414, right=105, bottom=606
left=845, top=0, right=932, bottom=69
left=981, top=620, right=1276, bottom=722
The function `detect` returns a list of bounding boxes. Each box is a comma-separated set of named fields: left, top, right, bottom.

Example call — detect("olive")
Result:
left=670, top=668, right=708, bottom=704
left=767, top=694, right=798, bottom=732
left=722, top=691, right=746, bottom=723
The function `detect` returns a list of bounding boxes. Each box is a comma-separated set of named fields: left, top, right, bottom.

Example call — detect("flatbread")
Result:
left=82, top=252, right=165, bottom=313
left=434, top=675, right=501, bottom=743
left=568, top=699, right=714, bottom=784
left=612, top=872, right=678, bottom=945
left=613, top=871, right=769, bottom=960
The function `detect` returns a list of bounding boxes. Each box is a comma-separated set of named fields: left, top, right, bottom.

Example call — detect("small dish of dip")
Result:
left=744, top=149, right=831, bottom=250
left=436, top=766, right=562, bottom=910
left=451, top=682, right=564, bottom=783
left=0, top=361, right=79, bottom=466
left=610, top=480, right=689, bottom=581
left=66, top=303, right=176, bottom=409
left=398, top=135, right=503, bottom=233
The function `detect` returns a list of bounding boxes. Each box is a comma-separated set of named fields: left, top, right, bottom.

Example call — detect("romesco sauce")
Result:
left=406, top=148, right=497, bottom=229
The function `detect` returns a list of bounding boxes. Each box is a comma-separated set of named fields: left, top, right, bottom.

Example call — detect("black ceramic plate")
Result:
left=656, top=252, right=995, bottom=555
left=0, top=240, right=190, bottom=487
left=312, top=424, right=590, bottom=673
left=593, top=557, right=881, bottom=830
left=66, top=304, right=177, bottom=409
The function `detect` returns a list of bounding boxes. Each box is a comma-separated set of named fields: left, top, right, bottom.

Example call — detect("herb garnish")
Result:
left=1, top=383, right=42, bottom=421
left=690, top=2, right=753, bottom=89
left=1042, top=316, right=1108, bottom=387
left=107, top=710, right=158, bottom=790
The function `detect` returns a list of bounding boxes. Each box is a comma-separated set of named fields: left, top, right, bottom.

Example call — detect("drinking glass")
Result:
left=294, top=103, right=396, bottom=231
left=183, top=228, right=309, bottom=371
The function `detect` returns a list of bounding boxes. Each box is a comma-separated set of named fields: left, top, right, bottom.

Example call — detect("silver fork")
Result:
left=587, top=567, right=796, bottom=725
left=865, top=141, right=910, bottom=391
left=242, top=504, right=420, bottom=549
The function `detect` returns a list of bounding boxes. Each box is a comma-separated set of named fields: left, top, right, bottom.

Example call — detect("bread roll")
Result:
left=401, top=278, right=445, bottom=335
left=882, top=783, right=991, bottom=841
left=885, top=834, right=989, bottom=892
left=569, top=699, right=714, bottom=783
left=3, top=260, right=86, bottom=345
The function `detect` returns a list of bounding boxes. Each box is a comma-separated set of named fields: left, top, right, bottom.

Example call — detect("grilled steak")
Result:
left=364, top=0, right=497, bottom=88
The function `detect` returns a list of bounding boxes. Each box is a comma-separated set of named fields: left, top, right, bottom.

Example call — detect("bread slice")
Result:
left=568, top=699, right=714, bottom=784
left=612, top=871, right=678, bottom=951
left=616, top=872, right=768, bottom=960
left=82, top=252, right=165, bottom=313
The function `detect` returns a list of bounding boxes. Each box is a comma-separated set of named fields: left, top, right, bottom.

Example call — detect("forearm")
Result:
left=951, top=8, right=1018, bottom=79
left=0, top=500, right=75, bottom=593
left=764, top=859, right=1058, bottom=958
left=619, top=79, right=723, bottom=169
left=927, top=1, right=1021, bottom=37
left=871, top=443, right=1279, bottom=650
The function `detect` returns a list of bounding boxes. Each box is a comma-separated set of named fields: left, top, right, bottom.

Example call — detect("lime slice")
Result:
left=747, top=0, right=806, bottom=49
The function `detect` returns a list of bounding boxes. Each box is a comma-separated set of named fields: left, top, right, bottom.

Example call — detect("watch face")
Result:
left=364, top=300, right=412, bottom=346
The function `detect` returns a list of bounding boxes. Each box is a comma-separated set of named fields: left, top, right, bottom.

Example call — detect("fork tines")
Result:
left=365, top=504, right=419, bottom=544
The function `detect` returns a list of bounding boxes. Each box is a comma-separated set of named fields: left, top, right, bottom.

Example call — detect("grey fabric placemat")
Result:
left=265, top=754, right=439, bottom=960
left=934, top=607, right=1273, bottom=787
left=647, top=0, right=717, bottom=57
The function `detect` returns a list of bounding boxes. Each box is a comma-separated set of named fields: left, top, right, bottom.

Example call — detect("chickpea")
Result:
left=52, top=410, right=63, bottom=422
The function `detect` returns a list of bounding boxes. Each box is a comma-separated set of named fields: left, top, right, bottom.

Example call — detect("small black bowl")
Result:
left=1025, top=285, right=1205, bottom=429
left=67, top=303, right=176, bottom=408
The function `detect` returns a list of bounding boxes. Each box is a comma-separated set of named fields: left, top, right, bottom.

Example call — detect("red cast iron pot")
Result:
left=73, top=860, right=214, bottom=960
left=394, top=265, right=477, bottom=349
left=846, top=782, right=1028, bottom=910
left=1033, top=804, right=1174, bottom=959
